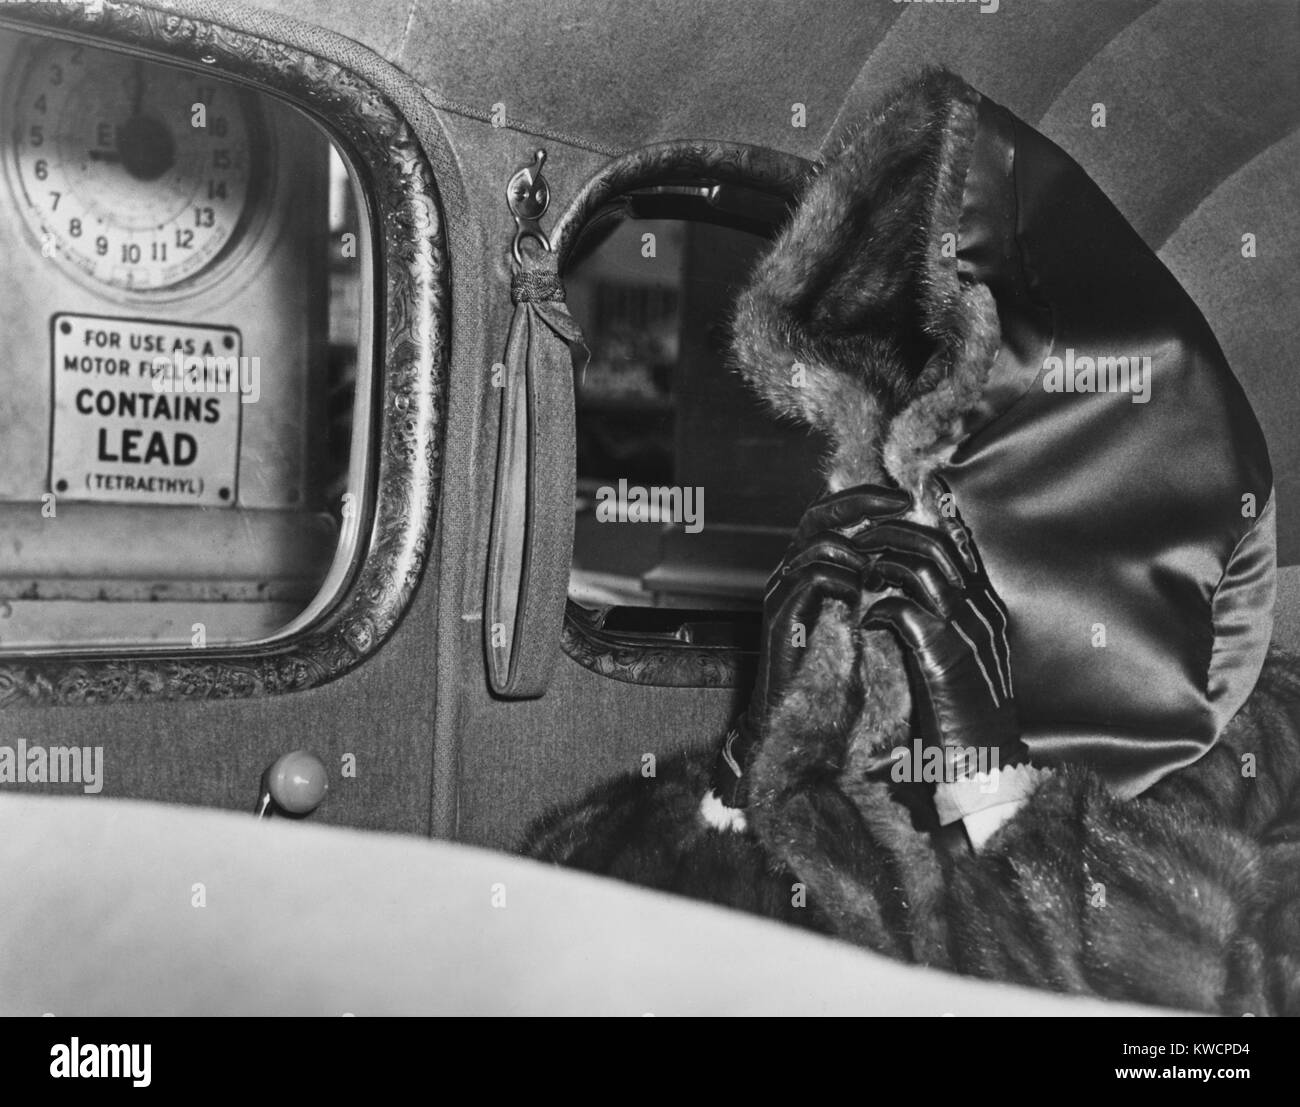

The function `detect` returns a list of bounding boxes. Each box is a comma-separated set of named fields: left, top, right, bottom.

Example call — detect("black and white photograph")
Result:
left=0, top=0, right=1296, bottom=1073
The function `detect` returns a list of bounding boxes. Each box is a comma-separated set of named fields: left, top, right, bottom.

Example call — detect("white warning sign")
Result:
left=50, top=314, right=244, bottom=507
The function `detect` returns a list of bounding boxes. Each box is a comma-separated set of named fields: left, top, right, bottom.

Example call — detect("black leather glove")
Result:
left=858, top=488, right=1028, bottom=787
left=712, top=484, right=913, bottom=807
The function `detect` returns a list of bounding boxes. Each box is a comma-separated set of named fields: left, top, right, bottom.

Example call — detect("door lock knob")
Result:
left=255, top=751, right=328, bottom=818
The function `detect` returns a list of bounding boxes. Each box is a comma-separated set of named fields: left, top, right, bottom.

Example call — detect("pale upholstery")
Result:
left=0, top=792, right=1169, bottom=1016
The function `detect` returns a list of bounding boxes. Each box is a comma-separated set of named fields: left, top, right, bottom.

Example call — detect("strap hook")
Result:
left=507, top=149, right=552, bottom=265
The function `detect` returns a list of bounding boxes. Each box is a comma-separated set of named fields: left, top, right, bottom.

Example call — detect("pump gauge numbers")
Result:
left=8, top=42, right=270, bottom=295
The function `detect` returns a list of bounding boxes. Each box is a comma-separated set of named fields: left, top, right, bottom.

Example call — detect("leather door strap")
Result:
left=484, top=251, right=587, bottom=698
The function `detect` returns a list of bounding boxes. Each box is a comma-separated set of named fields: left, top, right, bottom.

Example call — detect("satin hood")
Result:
left=730, top=69, right=1274, bottom=797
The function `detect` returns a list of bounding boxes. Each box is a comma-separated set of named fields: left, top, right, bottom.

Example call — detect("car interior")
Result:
left=0, top=0, right=1296, bottom=1016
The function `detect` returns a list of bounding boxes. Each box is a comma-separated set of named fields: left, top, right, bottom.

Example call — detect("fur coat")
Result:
left=524, top=647, right=1300, bottom=1015
left=521, top=70, right=1296, bottom=1016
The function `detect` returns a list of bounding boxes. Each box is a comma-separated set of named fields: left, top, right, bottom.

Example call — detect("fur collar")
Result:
left=730, top=69, right=1002, bottom=762
left=730, top=68, right=1000, bottom=505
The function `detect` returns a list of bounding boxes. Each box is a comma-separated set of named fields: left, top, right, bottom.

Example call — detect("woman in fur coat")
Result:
left=522, top=69, right=1299, bottom=1016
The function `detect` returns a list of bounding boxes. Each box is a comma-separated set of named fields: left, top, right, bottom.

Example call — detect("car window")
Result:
left=0, top=30, right=371, bottom=651
left=567, top=213, right=826, bottom=616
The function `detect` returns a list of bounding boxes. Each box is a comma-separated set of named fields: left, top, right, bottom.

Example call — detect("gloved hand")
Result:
left=858, top=485, right=1028, bottom=788
left=712, top=484, right=913, bottom=807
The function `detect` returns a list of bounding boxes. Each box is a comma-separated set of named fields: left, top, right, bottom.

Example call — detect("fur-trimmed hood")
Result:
left=730, top=69, right=1275, bottom=797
